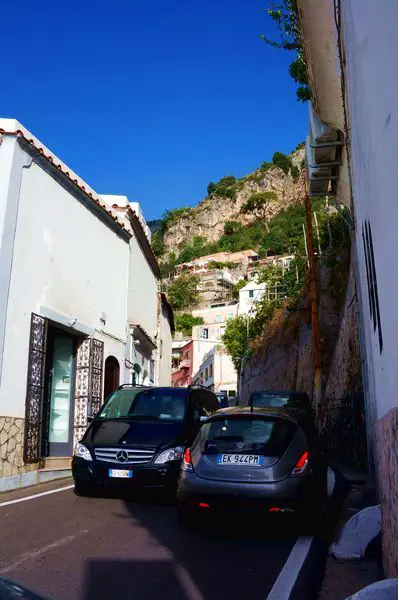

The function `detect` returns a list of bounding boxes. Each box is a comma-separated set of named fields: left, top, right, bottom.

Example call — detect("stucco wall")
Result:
left=343, top=0, right=398, bottom=423
left=192, top=304, right=238, bottom=325
left=342, top=0, right=398, bottom=576
left=156, top=304, right=172, bottom=386
left=0, top=143, right=130, bottom=418
left=127, top=233, right=158, bottom=338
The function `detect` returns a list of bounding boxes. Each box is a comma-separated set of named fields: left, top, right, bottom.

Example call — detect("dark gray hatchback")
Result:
left=177, top=407, right=327, bottom=521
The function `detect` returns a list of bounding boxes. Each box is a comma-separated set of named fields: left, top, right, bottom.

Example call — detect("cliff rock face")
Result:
left=162, top=150, right=305, bottom=257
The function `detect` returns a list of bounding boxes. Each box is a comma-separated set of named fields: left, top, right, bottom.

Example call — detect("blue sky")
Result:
left=1, top=0, right=307, bottom=220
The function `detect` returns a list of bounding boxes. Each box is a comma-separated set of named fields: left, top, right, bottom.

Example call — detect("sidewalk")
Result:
left=317, top=465, right=381, bottom=600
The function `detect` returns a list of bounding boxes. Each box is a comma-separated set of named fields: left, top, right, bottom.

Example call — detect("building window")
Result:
left=220, top=326, right=225, bottom=338
left=215, top=314, right=221, bottom=323
left=201, top=328, right=208, bottom=339
left=209, top=364, right=213, bottom=378
left=228, top=312, right=233, bottom=319
left=249, top=290, right=254, bottom=298
left=362, top=220, right=383, bottom=352
left=185, top=351, right=190, bottom=360
left=205, top=367, right=209, bottom=380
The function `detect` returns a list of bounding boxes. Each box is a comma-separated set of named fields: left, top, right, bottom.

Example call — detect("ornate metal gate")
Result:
left=73, top=337, right=104, bottom=449
left=23, top=313, right=48, bottom=463
left=24, top=313, right=105, bottom=460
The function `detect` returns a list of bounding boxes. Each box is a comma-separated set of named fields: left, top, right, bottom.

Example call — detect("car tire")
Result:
left=74, top=481, right=95, bottom=497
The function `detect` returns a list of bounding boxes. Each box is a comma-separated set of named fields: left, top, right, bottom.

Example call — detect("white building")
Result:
left=194, top=346, right=237, bottom=397
left=297, top=0, right=398, bottom=576
left=0, top=119, right=173, bottom=491
left=238, top=281, right=267, bottom=316
left=192, top=301, right=238, bottom=325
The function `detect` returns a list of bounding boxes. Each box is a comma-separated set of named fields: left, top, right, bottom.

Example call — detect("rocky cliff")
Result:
left=161, top=149, right=305, bottom=258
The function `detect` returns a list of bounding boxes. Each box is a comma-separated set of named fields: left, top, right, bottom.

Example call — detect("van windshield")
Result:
left=98, top=388, right=188, bottom=422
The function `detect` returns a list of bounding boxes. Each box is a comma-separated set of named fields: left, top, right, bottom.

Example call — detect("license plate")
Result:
left=108, top=469, right=133, bottom=479
left=217, top=454, right=263, bottom=466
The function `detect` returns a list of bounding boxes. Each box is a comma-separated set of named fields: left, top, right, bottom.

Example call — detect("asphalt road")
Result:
left=0, top=479, right=299, bottom=600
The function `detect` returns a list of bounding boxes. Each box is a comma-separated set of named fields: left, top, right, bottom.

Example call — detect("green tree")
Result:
left=224, top=221, right=243, bottom=236
left=207, top=182, right=216, bottom=196
left=261, top=0, right=310, bottom=102
left=222, top=316, right=249, bottom=371
left=167, top=274, right=200, bottom=311
left=177, top=236, right=207, bottom=264
left=240, top=191, right=278, bottom=221
left=272, top=152, right=293, bottom=175
left=291, top=165, right=300, bottom=183
left=151, top=231, right=165, bottom=257
left=174, top=313, right=204, bottom=337
left=232, top=279, right=247, bottom=300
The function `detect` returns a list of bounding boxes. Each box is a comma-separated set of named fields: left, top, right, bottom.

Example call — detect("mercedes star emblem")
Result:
left=116, top=450, right=128, bottom=463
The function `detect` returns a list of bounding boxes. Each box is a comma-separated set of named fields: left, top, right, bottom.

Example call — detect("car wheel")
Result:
left=74, top=481, right=95, bottom=497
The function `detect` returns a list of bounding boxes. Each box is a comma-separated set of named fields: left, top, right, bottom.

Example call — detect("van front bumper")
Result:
left=72, top=457, right=181, bottom=489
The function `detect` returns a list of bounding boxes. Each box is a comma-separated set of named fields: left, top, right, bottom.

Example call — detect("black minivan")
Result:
left=72, top=385, right=219, bottom=495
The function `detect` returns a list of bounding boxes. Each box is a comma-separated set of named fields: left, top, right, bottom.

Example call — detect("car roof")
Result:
left=209, top=406, right=301, bottom=424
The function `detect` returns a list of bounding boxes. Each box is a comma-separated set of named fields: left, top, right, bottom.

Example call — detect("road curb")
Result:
left=267, top=536, right=327, bottom=600
left=266, top=467, right=350, bottom=599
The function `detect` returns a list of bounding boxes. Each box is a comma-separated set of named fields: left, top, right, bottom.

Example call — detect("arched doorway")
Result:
left=104, top=356, right=120, bottom=400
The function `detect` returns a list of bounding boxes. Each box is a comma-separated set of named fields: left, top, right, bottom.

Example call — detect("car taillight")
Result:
left=292, top=451, right=309, bottom=475
left=182, top=448, right=193, bottom=471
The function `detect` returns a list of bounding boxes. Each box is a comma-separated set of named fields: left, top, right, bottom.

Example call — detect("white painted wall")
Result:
left=156, top=303, right=172, bottom=386
left=192, top=303, right=238, bottom=325
left=343, top=0, right=398, bottom=421
left=0, top=139, right=130, bottom=418
left=197, top=348, right=237, bottom=393
left=192, top=322, right=226, bottom=375
left=127, top=232, right=158, bottom=339
left=238, top=282, right=267, bottom=316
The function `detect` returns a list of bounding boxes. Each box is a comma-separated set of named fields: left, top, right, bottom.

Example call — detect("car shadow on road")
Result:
left=82, top=490, right=298, bottom=600
left=83, top=558, right=188, bottom=600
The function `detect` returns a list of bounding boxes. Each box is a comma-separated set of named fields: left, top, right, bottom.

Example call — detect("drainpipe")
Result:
left=304, top=180, right=323, bottom=421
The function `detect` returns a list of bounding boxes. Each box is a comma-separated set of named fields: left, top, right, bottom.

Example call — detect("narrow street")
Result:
left=0, top=479, right=301, bottom=600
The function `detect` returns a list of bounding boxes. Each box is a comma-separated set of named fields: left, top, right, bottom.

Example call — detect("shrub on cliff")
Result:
left=167, top=274, right=200, bottom=311
left=175, top=313, right=204, bottom=337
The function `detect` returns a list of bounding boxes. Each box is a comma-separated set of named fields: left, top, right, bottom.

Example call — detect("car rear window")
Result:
left=199, top=416, right=297, bottom=457
left=98, top=388, right=188, bottom=421
left=250, top=392, right=308, bottom=410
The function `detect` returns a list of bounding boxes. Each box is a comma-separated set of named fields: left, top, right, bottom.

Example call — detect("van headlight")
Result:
left=74, top=442, right=92, bottom=462
left=154, top=446, right=184, bottom=464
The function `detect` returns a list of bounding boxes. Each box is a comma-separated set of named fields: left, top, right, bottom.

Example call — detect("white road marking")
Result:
left=0, top=530, right=88, bottom=574
left=0, top=484, right=74, bottom=508
left=266, top=536, right=314, bottom=600
left=175, top=563, right=206, bottom=600
left=327, top=467, right=336, bottom=497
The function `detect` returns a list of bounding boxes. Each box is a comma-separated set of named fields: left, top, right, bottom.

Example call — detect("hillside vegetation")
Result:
left=152, top=146, right=306, bottom=267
